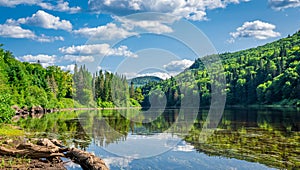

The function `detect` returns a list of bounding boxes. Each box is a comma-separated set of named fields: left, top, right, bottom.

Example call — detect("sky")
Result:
left=0, top=0, right=299, bottom=79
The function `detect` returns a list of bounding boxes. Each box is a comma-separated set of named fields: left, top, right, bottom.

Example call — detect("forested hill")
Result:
left=193, top=30, right=300, bottom=105
left=141, top=30, right=300, bottom=107
left=0, top=46, right=75, bottom=122
left=128, top=76, right=162, bottom=87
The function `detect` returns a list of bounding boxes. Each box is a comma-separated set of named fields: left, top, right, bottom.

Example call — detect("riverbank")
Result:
left=0, top=124, right=109, bottom=170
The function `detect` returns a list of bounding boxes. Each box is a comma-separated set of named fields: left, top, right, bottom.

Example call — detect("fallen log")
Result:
left=0, top=143, right=64, bottom=158
left=0, top=138, right=109, bottom=170
left=66, top=148, right=109, bottom=170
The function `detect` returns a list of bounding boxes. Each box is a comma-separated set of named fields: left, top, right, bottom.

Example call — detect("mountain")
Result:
left=128, top=76, right=162, bottom=87
left=141, top=30, right=300, bottom=107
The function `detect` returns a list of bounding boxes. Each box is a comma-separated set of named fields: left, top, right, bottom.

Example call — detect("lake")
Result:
left=17, top=107, right=300, bottom=170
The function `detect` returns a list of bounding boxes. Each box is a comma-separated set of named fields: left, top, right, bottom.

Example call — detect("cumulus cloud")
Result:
left=59, top=44, right=137, bottom=58
left=18, top=54, right=57, bottom=67
left=13, top=10, right=72, bottom=31
left=59, top=64, right=76, bottom=71
left=0, top=0, right=81, bottom=13
left=173, top=141, right=195, bottom=152
left=163, top=59, right=194, bottom=72
left=38, top=0, right=81, bottom=13
left=268, top=0, right=300, bottom=10
left=0, top=23, right=63, bottom=42
left=124, top=72, right=173, bottom=80
left=0, top=0, right=38, bottom=7
left=230, top=20, right=281, bottom=41
left=19, top=54, right=56, bottom=63
left=35, top=34, right=64, bottom=42
left=103, top=157, right=133, bottom=169
left=73, top=23, right=137, bottom=40
left=0, top=24, right=36, bottom=39
left=88, top=0, right=250, bottom=21
left=62, top=55, right=95, bottom=63
left=114, top=16, right=174, bottom=34
left=123, top=59, right=193, bottom=80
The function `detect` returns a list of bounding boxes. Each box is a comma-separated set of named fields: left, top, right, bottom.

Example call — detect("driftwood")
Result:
left=66, top=148, right=109, bottom=170
left=0, top=138, right=109, bottom=170
left=0, top=142, right=64, bottom=158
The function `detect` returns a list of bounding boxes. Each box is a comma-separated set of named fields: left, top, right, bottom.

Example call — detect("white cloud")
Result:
left=88, top=0, right=250, bottom=21
left=0, top=24, right=36, bottom=39
left=163, top=59, right=193, bottom=72
left=35, top=34, right=64, bottom=42
left=0, top=0, right=81, bottom=13
left=38, top=1, right=81, bottom=13
left=62, top=55, right=95, bottom=63
left=0, top=0, right=38, bottom=7
left=18, top=54, right=57, bottom=67
left=268, top=0, right=300, bottom=10
left=0, top=23, right=64, bottom=42
left=123, top=59, right=193, bottom=80
left=124, top=72, right=173, bottom=80
left=230, top=20, right=281, bottom=41
left=103, top=157, right=133, bottom=169
left=173, top=142, right=195, bottom=152
left=59, top=44, right=137, bottom=58
left=114, top=16, right=174, bottom=34
left=59, top=64, right=75, bottom=71
left=73, top=23, right=137, bottom=40
left=15, top=10, right=72, bottom=31
left=19, top=54, right=56, bottom=63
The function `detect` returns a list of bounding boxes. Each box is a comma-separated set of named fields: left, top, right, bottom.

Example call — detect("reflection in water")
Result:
left=17, top=107, right=300, bottom=169
left=188, top=107, right=300, bottom=169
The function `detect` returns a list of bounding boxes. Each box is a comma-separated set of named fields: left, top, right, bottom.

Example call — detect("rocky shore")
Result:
left=11, top=105, right=56, bottom=121
left=0, top=137, right=109, bottom=170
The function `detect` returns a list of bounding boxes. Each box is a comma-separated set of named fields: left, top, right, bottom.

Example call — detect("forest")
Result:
left=1, top=30, right=300, bottom=122
left=0, top=48, right=143, bottom=123
left=141, top=30, right=300, bottom=108
left=0, top=46, right=74, bottom=123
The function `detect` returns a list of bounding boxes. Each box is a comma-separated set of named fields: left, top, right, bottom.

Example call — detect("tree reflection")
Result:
left=185, top=107, right=300, bottom=169
left=17, top=107, right=300, bottom=169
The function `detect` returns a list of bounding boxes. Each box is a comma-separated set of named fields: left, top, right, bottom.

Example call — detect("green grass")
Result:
left=0, top=124, right=24, bottom=137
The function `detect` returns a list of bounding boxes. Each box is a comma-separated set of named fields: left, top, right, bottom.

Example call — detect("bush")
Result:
left=97, top=98, right=114, bottom=108
left=129, top=98, right=141, bottom=107
left=0, top=94, right=14, bottom=123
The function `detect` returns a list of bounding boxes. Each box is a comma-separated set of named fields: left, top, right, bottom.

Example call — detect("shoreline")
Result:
left=0, top=126, right=109, bottom=170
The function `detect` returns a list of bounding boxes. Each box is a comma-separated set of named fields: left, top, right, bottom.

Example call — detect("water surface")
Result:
left=17, top=107, right=300, bottom=169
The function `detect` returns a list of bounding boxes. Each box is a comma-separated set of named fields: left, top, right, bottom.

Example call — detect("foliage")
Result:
left=0, top=46, right=73, bottom=123
left=0, top=94, right=14, bottom=123
left=141, top=30, right=300, bottom=107
left=129, top=98, right=141, bottom=107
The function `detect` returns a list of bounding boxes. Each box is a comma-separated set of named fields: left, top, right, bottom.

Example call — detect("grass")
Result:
left=0, top=124, right=24, bottom=137
left=0, top=156, right=32, bottom=169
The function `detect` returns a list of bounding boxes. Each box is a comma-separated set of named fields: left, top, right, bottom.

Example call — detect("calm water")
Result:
left=17, top=107, right=300, bottom=170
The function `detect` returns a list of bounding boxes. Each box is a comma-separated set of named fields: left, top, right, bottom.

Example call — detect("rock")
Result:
left=3, top=139, right=13, bottom=144
left=11, top=105, right=20, bottom=111
left=22, top=106, right=28, bottom=111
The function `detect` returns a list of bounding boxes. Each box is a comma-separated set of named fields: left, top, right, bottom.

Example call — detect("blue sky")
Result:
left=0, top=0, right=299, bottom=79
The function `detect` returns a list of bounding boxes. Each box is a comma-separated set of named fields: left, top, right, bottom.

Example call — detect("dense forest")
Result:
left=0, top=46, right=74, bottom=123
left=141, top=30, right=300, bottom=108
left=73, top=65, right=143, bottom=108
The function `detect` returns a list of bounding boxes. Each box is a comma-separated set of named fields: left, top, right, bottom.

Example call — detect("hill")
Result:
left=0, top=46, right=75, bottom=122
left=141, top=30, right=300, bottom=107
left=128, top=76, right=162, bottom=87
